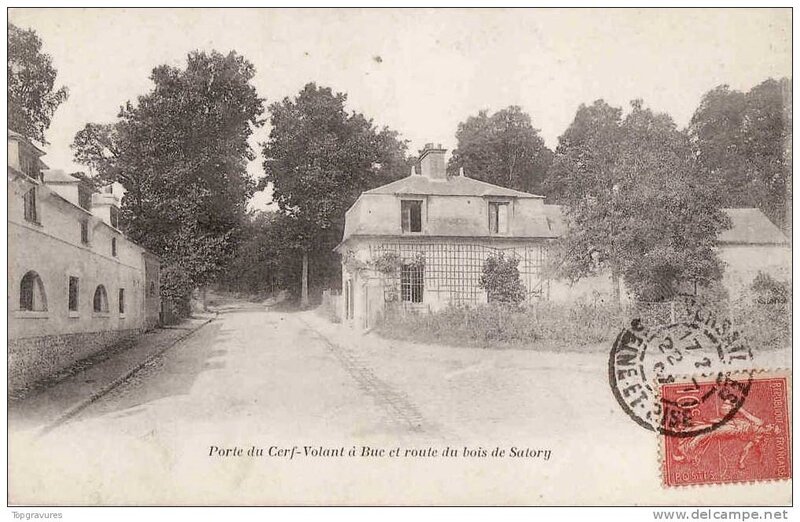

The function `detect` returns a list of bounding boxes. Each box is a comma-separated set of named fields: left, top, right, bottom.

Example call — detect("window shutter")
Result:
left=489, top=203, right=498, bottom=233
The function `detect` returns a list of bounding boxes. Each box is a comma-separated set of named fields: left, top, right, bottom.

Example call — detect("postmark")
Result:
left=662, top=372, right=792, bottom=487
left=609, top=294, right=756, bottom=436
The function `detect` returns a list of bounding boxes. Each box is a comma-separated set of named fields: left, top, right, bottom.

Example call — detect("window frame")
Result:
left=23, top=187, right=39, bottom=224
left=110, top=205, right=119, bottom=229
left=68, top=276, right=80, bottom=315
left=118, top=288, right=125, bottom=316
left=401, top=199, right=423, bottom=234
left=19, top=271, right=47, bottom=313
left=80, top=220, right=89, bottom=245
left=488, top=201, right=510, bottom=235
left=400, top=263, right=424, bottom=303
left=78, top=185, right=92, bottom=211
left=93, top=285, right=109, bottom=315
left=19, top=151, right=41, bottom=180
left=111, top=237, right=117, bottom=257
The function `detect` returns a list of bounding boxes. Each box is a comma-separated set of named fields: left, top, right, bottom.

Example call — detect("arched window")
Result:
left=20, top=271, right=47, bottom=311
left=93, top=285, right=109, bottom=313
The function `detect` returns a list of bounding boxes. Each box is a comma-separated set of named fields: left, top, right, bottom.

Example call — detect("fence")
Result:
left=368, top=241, right=547, bottom=306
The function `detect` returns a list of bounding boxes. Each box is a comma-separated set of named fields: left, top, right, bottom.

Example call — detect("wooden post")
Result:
left=301, top=251, right=309, bottom=308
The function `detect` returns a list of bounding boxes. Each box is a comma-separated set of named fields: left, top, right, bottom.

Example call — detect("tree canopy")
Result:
left=259, top=82, right=409, bottom=294
left=545, top=100, right=731, bottom=302
left=8, top=23, right=69, bottom=143
left=72, top=50, right=264, bottom=314
left=447, top=106, right=553, bottom=193
left=688, top=78, right=792, bottom=230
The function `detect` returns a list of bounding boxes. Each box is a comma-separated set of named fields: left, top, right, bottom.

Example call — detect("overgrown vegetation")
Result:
left=479, top=252, right=526, bottom=305
left=376, top=282, right=790, bottom=353
left=376, top=302, right=625, bottom=351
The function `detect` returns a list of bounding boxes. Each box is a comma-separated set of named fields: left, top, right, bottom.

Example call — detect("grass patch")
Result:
left=375, top=300, right=790, bottom=353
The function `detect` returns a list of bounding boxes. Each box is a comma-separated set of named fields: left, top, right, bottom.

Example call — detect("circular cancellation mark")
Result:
left=608, top=295, right=755, bottom=437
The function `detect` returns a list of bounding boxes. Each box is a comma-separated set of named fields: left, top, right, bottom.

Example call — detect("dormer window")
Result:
left=489, top=202, right=509, bottom=234
left=401, top=200, right=422, bottom=233
left=19, top=151, right=40, bottom=180
left=110, top=205, right=119, bottom=229
left=78, top=185, right=92, bottom=211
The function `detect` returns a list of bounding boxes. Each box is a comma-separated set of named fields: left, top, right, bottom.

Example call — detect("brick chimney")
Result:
left=418, top=143, right=447, bottom=180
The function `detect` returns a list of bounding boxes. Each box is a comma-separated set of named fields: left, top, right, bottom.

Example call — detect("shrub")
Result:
left=160, top=264, right=193, bottom=320
left=750, top=271, right=790, bottom=305
left=725, top=273, right=791, bottom=350
left=479, top=252, right=526, bottom=306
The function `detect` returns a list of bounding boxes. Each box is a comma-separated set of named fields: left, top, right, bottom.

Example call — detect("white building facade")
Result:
left=336, top=143, right=791, bottom=329
left=8, top=130, right=161, bottom=393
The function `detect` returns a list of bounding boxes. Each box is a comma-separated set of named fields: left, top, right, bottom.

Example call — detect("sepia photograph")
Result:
left=5, top=6, right=793, bottom=511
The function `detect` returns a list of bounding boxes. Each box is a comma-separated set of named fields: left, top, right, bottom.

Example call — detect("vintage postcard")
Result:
left=6, top=7, right=792, bottom=508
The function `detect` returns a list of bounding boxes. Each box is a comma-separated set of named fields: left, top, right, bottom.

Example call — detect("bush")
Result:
left=750, top=272, right=790, bottom=305
left=160, top=264, right=194, bottom=320
left=725, top=273, right=791, bottom=350
left=479, top=253, right=526, bottom=306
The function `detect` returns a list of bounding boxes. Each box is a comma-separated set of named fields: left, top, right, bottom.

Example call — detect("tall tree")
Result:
left=688, top=78, right=792, bottom=231
left=260, top=83, right=409, bottom=304
left=447, top=106, right=553, bottom=193
left=546, top=100, right=730, bottom=303
left=72, top=50, right=264, bottom=315
left=8, top=23, right=69, bottom=143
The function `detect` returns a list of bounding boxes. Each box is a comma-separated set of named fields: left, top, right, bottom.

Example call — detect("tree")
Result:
left=479, top=252, right=526, bottom=305
left=688, top=78, right=792, bottom=231
left=72, top=50, right=264, bottom=315
left=218, top=211, right=291, bottom=295
left=8, top=23, right=69, bottom=143
left=447, top=106, right=553, bottom=193
left=545, top=100, right=731, bottom=303
left=260, top=83, right=409, bottom=305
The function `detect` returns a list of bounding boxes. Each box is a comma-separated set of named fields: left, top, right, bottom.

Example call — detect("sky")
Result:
left=9, top=8, right=792, bottom=210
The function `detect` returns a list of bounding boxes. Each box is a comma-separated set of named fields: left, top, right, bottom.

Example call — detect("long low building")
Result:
left=7, top=129, right=161, bottom=393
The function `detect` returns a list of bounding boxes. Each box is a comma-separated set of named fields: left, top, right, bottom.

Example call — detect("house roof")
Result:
left=543, top=205, right=789, bottom=246
left=43, top=169, right=80, bottom=184
left=717, top=208, right=790, bottom=245
left=364, top=174, right=544, bottom=199
left=8, top=128, right=46, bottom=155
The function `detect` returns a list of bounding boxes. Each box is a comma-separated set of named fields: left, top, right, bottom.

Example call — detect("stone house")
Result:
left=335, top=143, right=790, bottom=329
left=335, top=143, right=557, bottom=328
left=7, top=129, right=161, bottom=393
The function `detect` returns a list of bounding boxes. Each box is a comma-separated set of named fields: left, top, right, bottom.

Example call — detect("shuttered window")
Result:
left=401, top=200, right=422, bottom=233
left=489, top=202, right=509, bottom=234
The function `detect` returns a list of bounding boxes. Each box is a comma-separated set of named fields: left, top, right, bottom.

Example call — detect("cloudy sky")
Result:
left=9, top=8, right=792, bottom=209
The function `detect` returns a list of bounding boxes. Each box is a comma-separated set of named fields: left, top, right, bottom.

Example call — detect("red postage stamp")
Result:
left=661, top=374, right=791, bottom=487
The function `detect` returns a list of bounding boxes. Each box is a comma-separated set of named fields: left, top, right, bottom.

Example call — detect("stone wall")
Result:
left=8, top=328, right=142, bottom=393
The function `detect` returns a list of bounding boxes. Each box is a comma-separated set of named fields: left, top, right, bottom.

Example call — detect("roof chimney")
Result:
left=418, top=143, right=447, bottom=180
